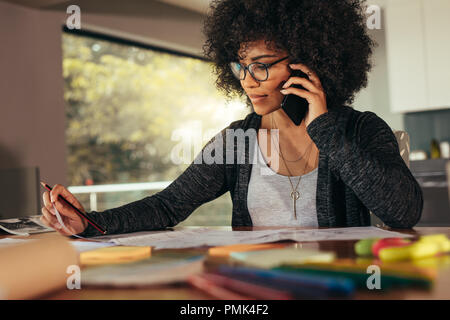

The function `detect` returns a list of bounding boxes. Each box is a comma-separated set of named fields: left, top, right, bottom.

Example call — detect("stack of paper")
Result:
left=81, top=255, right=205, bottom=287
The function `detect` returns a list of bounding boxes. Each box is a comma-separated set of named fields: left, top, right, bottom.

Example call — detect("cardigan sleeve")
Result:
left=306, top=109, right=423, bottom=229
left=76, top=128, right=230, bottom=237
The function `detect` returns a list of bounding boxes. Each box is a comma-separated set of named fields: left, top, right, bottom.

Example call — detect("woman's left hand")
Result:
left=280, top=63, right=328, bottom=128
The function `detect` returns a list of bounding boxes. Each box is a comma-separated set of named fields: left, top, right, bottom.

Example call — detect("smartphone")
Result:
left=281, top=69, right=309, bottom=126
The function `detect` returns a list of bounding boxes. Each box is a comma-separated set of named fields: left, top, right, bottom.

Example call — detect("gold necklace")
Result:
left=270, top=113, right=314, bottom=220
left=269, top=121, right=310, bottom=163
left=270, top=118, right=313, bottom=163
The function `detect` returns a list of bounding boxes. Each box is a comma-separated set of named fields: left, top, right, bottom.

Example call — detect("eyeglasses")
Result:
left=229, top=56, right=289, bottom=82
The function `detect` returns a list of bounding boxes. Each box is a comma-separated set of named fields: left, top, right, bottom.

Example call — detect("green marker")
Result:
left=354, top=238, right=380, bottom=257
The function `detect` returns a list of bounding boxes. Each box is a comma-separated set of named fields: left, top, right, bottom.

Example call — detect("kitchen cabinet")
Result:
left=385, top=0, right=450, bottom=113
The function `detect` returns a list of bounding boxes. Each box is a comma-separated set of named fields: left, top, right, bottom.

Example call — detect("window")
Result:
left=63, top=30, right=248, bottom=226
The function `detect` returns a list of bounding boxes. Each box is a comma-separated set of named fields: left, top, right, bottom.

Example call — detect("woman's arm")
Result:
left=77, top=127, right=232, bottom=237
left=306, top=109, right=423, bottom=229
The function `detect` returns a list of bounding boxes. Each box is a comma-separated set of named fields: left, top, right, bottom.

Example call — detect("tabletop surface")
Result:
left=2, top=226, right=450, bottom=300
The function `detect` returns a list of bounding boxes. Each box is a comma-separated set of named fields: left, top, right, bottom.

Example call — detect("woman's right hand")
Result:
left=40, top=184, right=88, bottom=236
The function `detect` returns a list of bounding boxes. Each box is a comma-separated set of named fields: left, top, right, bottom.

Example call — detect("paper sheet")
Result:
left=0, top=238, right=114, bottom=252
left=0, top=235, right=78, bottom=299
left=69, top=240, right=115, bottom=252
left=96, top=227, right=414, bottom=250
left=0, top=238, right=32, bottom=247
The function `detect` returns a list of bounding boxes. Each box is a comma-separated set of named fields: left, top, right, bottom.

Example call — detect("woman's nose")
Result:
left=241, top=72, right=260, bottom=88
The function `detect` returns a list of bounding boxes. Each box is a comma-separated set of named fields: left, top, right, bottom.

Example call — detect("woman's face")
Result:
left=237, top=40, right=291, bottom=115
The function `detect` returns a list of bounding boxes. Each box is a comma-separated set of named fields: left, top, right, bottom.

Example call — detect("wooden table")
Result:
left=2, top=227, right=450, bottom=300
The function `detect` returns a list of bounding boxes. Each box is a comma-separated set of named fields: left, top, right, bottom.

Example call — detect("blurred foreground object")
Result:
left=0, top=234, right=78, bottom=299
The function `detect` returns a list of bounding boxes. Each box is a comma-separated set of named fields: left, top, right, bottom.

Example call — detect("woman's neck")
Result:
left=258, top=108, right=319, bottom=175
left=261, top=109, right=307, bottom=139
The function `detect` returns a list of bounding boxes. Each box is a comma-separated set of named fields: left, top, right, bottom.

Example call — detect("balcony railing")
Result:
left=68, top=181, right=172, bottom=211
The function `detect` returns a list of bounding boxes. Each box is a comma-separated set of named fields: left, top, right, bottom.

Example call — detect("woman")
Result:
left=40, top=0, right=423, bottom=237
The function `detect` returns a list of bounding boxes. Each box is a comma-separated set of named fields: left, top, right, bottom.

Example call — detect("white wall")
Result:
left=0, top=1, right=67, bottom=188
left=353, top=0, right=404, bottom=131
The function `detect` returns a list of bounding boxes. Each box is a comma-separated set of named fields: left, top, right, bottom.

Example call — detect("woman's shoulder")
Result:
left=204, top=112, right=260, bottom=148
left=226, top=107, right=393, bottom=133
left=332, top=105, right=373, bottom=119
left=334, top=105, right=393, bottom=133
left=226, top=112, right=261, bottom=131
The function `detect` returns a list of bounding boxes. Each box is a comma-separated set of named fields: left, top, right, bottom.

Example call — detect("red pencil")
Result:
left=40, top=181, right=107, bottom=235
left=187, top=274, right=253, bottom=300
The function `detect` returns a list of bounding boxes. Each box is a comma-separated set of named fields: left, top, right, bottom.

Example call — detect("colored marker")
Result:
left=197, top=273, right=295, bottom=300
left=217, top=265, right=355, bottom=298
left=379, top=234, right=450, bottom=262
left=372, top=238, right=412, bottom=257
left=354, top=238, right=379, bottom=256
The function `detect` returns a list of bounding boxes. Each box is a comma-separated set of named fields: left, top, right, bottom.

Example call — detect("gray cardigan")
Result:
left=78, top=106, right=423, bottom=237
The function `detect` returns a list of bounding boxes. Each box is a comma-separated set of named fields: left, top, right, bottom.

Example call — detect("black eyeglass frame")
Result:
left=230, top=56, right=289, bottom=82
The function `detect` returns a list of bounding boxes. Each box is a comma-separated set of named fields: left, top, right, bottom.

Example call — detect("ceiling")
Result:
left=157, top=0, right=210, bottom=14
left=0, top=0, right=211, bottom=14
left=0, top=0, right=67, bottom=7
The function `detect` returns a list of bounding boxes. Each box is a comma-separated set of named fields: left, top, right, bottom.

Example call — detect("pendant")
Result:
left=290, top=191, right=300, bottom=219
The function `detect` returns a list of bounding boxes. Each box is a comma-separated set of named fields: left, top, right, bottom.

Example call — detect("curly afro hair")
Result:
left=202, top=0, right=376, bottom=109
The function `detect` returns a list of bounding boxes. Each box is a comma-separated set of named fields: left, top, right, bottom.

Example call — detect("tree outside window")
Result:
left=63, top=32, right=248, bottom=226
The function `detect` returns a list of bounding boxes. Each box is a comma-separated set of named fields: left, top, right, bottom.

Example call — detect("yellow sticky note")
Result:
left=80, top=246, right=151, bottom=266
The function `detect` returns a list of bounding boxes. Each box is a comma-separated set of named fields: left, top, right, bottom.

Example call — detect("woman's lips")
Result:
left=249, top=95, right=268, bottom=103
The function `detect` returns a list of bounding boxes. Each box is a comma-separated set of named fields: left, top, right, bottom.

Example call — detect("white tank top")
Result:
left=247, top=139, right=319, bottom=227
